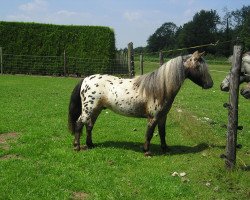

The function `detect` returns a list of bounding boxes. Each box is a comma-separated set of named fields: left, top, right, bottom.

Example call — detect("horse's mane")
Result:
left=134, top=56, right=185, bottom=104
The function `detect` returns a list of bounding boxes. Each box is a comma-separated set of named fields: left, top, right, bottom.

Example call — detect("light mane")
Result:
left=134, top=56, right=185, bottom=104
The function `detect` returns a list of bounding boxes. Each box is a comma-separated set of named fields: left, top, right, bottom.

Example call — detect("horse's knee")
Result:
left=147, top=118, right=157, bottom=129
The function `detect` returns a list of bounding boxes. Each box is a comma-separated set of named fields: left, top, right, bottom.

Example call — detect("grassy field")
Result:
left=0, top=61, right=249, bottom=199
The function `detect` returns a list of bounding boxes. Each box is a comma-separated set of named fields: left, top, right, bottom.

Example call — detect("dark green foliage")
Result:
left=146, top=6, right=250, bottom=56
left=147, top=22, right=178, bottom=52
left=0, top=21, right=120, bottom=75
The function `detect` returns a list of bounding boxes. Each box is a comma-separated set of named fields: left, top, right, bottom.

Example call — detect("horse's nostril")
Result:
left=203, top=83, right=212, bottom=89
left=203, top=81, right=213, bottom=89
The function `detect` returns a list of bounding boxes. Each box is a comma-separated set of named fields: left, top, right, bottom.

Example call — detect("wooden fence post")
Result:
left=122, top=51, right=127, bottom=74
left=63, top=50, right=67, bottom=76
left=128, top=42, right=135, bottom=78
left=0, top=47, right=3, bottom=75
left=159, top=51, right=164, bottom=66
left=225, top=45, right=243, bottom=169
left=140, top=52, right=143, bottom=75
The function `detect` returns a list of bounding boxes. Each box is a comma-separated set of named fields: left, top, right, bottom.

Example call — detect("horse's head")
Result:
left=220, top=52, right=250, bottom=92
left=220, top=72, right=247, bottom=92
left=183, top=51, right=213, bottom=89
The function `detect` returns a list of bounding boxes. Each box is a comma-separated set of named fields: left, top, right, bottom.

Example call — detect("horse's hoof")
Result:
left=144, top=151, right=153, bottom=157
left=74, top=146, right=81, bottom=151
left=73, top=141, right=78, bottom=147
left=87, top=143, right=95, bottom=149
left=81, top=145, right=89, bottom=150
left=162, top=146, right=170, bottom=154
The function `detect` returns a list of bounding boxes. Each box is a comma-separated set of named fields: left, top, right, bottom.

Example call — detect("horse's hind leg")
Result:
left=85, top=109, right=102, bottom=149
left=73, top=121, right=84, bottom=151
left=85, top=120, right=94, bottom=149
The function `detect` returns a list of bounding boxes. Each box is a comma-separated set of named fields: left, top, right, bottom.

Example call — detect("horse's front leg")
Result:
left=143, top=117, right=158, bottom=155
left=158, top=115, right=170, bottom=153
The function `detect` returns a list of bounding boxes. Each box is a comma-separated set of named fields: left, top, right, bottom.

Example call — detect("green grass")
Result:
left=0, top=62, right=249, bottom=200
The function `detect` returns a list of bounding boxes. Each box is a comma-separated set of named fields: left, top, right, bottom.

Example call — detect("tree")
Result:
left=147, top=22, right=178, bottom=52
left=145, top=6, right=249, bottom=56
left=231, top=6, right=250, bottom=50
left=240, top=14, right=250, bottom=50
left=178, top=10, right=220, bottom=54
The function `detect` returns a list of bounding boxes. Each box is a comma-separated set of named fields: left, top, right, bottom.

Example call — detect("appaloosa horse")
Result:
left=220, top=52, right=250, bottom=99
left=68, top=51, right=213, bottom=155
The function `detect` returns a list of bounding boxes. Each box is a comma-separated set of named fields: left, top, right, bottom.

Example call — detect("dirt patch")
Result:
left=0, top=132, right=19, bottom=150
left=0, top=154, right=22, bottom=160
left=72, top=192, right=89, bottom=200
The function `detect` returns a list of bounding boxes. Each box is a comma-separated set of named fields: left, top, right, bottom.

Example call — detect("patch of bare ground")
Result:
left=0, top=154, right=22, bottom=160
left=0, top=132, right=19, bottom=150
left=72, top=192, right=89, bottom=200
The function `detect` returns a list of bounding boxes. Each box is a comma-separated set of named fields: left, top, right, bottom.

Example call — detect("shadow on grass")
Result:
left=240, top=166, right=250, bottom=171
left=96, top=141, right=210, bottom=156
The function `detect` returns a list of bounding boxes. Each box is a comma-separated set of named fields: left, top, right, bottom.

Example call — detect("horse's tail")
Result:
left=68, top=79, right=83, bottom=135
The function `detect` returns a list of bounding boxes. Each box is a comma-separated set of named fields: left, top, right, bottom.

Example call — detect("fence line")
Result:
left=134, top=39, right=233, bottom=56
left=0, top=51, right=129, bottom=77
left=0, top=40, right=233, bottom=77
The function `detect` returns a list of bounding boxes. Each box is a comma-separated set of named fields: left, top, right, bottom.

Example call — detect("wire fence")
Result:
left=1, top=39, right=233, bottom=77
left=0, top=53, right=129, bottom=77
left=0, top=52, right=230, bottom=78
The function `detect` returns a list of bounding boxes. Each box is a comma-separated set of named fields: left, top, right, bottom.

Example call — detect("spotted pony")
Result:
left=68, top=51, right=213, bottom=155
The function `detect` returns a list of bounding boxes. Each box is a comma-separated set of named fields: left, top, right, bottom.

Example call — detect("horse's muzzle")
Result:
left=240, top=88, right=250, bottom=99
left=203, top=81, right=213, bottom=89
left=220, top=83, right=229, bottom=92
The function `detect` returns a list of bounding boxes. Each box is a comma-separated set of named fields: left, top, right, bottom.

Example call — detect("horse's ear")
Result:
left=192, top=51, right=199, bottom=58
left=199, top=51, right=205, bottom=57
left=191, top=51, right=200, bottom=62
left=192, top=51, right=204, bottom=60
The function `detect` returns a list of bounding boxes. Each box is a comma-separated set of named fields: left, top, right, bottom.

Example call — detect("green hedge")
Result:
left=0, top=21, right=122, bottom=75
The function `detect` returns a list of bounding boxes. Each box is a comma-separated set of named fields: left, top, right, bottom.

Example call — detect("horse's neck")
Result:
left=164, top=58, right=185, bottom=94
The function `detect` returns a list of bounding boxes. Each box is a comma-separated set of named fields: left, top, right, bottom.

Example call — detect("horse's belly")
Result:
left=106, top=100, right=147, bottom=118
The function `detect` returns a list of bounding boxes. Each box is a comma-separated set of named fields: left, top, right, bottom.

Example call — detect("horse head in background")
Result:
left=220, top=52, right=250, bottom=99
left=68, top=51, right=213, bottom=155
left=241, top=82, right=250, bottom=99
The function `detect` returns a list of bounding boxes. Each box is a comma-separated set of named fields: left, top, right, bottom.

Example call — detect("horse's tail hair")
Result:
left=68, top=79, right=83, bottom=135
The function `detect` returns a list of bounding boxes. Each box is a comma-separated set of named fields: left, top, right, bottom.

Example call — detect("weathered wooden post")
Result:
left=159, top=51, right=164, bottom=66
left=128, top=42, right=135, bottom=78
left=140, top=52, right=144, bottom=75
left=0, top=47, right=3, bottom=75
left=225, top=44, right=243, bottom=169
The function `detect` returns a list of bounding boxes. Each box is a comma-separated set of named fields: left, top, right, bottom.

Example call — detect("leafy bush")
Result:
left=0, top=21, right=122, bottom=75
